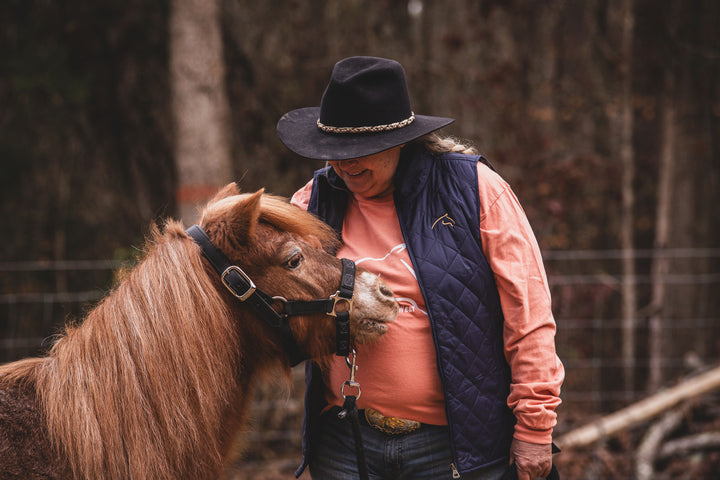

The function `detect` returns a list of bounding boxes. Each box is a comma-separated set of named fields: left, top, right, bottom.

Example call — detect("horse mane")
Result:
left=31, top=220, right=243, bottom=479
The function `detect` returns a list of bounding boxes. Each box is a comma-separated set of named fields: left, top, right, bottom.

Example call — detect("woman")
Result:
left=277, top=56, right=564, bottom=480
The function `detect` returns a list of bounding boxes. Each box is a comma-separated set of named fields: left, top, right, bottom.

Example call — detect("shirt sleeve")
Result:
left=476, top=163, right=564, bottom=445
left=291, top=178, right=314, bottom=211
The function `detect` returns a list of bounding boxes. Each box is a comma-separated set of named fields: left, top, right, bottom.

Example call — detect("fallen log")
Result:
left=635, top=406, right=688, bottom=480
left=659, top=432, right=720, bottom=459
left=556, top=364, right=720, bottom=449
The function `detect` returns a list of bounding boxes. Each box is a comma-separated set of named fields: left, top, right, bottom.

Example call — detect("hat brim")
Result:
left=277, top=107, right=455, bottom=161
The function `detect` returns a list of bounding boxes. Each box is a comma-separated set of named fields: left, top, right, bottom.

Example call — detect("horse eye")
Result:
left=286, top=252, right=303, bottom=269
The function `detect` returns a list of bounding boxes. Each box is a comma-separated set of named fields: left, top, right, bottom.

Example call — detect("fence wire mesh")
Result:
left=1, top=249, right=718, bottom=479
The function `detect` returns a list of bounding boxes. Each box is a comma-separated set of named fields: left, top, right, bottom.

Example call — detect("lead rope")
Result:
left=337, top=350, right=369, bottom=480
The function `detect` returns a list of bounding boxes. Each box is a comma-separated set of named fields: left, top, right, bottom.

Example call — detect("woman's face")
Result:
left=328, top=146, right=402, bottom=199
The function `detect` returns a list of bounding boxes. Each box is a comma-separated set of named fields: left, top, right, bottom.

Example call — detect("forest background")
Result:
left=1, top=0, right=719, bottom=479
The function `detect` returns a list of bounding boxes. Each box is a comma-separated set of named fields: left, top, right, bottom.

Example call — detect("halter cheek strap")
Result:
left=335, top=258, right=354, bottom=356
left=186, top=225, right=355, bottom=365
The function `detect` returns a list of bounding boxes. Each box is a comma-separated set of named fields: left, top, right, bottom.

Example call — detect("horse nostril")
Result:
left=379, top=282, right=393, bottom=298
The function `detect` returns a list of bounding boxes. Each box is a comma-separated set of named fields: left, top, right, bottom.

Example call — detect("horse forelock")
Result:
left=34, top=219, right=245, bottom=479
left=258, top=194, right=339, bottom=249
left=203, top=192, right=340, bottom=253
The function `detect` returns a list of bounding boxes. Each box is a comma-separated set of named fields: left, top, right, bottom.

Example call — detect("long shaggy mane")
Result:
left=35, top=221, right=239, bottom=479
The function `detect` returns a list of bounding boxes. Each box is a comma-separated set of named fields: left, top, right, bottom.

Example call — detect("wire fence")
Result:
left=1, top=248, right=719, bottom=478
left=544, top=248, right=720, bottom=408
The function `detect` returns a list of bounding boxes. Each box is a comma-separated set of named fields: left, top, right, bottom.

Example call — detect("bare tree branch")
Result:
left=556, top=365, right=720, bottom=449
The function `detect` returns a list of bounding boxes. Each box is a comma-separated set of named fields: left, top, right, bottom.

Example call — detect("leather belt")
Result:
left=361, top=408, right=421, bottom=435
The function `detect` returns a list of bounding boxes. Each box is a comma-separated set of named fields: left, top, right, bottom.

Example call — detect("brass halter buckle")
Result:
left=328, top=291, right=354, bottom=317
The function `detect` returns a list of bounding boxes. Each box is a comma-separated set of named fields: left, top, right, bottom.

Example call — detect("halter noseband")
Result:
left=186, top=225, right=354, bottom=366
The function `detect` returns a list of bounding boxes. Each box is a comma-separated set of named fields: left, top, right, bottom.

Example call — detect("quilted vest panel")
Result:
left=393, top=146, right=514, bottom=471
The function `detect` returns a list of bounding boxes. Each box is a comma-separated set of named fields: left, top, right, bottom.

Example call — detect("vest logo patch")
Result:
left=431, top=213, right=456, bottom=229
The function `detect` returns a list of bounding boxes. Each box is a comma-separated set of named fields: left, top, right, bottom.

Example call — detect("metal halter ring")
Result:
left=328, top=291, right=354, bottom=317
left=341, top=380, right=361, bottom=400
left=341, top=349, right=360, bottom=399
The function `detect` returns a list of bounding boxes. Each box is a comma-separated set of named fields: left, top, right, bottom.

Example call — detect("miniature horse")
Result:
left=0, top=185, right=398, bottom=479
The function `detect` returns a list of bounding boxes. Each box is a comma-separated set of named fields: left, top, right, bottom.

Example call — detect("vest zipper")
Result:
left=391, top=158, right=511, bottom=474
left=393, top=190, right=461, bottom=471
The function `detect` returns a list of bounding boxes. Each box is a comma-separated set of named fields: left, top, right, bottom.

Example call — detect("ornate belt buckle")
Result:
left=364, top=408, right=421, bottom=435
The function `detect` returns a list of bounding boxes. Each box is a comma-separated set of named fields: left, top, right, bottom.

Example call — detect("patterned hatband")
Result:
left=317, top=113, right=415, bottom=134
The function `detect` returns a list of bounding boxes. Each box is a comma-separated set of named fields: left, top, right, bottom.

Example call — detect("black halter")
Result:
left=186, top=225, right=355, bottom=366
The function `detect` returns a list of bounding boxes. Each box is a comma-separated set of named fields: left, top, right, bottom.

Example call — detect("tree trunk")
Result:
left=648, top=69, right=676, bottom=392
left=616, top=0, right=637, bottom=400
left=525, top=2, right=559, bottom=140
left=169, top=0, right=233, bottom=225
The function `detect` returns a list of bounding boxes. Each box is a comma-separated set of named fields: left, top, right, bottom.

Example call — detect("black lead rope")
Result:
left=339, top=394, right=369, bottom=480
left=337, top=350, right=370, bottom=480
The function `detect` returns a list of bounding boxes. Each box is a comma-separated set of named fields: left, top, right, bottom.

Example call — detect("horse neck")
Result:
left=34, top=234, right=263, bottom=479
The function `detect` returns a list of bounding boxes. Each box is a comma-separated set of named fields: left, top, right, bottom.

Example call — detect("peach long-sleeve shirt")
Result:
left=291, top=161, right=564, bottom=444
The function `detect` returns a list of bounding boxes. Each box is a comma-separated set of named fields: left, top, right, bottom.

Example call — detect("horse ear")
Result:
left=211, top=182, right=240, bottom=202
left=227, top=189, right=264, bottom=242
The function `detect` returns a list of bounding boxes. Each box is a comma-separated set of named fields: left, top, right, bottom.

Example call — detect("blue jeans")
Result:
left=309, top=409, right=509, bottom=480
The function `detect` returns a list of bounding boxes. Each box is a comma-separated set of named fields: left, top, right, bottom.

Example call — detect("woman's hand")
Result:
left=509, top=438, right=552, bottom=480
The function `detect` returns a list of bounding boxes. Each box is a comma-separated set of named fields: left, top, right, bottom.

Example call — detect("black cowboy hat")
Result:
left=276, top=56, right=455, bottom=161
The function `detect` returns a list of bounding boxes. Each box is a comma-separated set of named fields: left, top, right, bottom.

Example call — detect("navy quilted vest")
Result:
left=299, top=145, right=514, bottom=476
